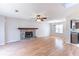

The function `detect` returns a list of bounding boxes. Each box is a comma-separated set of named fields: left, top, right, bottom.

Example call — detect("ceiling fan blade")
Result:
left=43, top=17, right=47, bottom=19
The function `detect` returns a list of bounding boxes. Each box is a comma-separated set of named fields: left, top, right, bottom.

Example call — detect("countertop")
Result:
left=71, top=29, right=79, bottom=33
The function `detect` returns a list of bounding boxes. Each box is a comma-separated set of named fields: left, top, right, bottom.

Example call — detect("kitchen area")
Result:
left=71, top=19, right=79, bottom=44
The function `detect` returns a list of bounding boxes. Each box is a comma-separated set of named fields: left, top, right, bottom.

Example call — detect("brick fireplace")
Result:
left=18, top=28, right=38, bottom=40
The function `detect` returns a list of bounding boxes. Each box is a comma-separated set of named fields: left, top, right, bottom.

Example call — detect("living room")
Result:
left=0, top=3, right=79, bottom=56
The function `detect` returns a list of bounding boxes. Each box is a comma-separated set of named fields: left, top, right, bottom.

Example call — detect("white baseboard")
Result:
left=7, top=40, right=20, bottom=43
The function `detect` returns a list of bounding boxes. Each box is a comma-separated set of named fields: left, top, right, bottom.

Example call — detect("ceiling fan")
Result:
left=34, top=14, right=47, bottom=22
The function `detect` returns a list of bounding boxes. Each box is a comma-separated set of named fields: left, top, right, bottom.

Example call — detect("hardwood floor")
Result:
left=0, top=37, right=79, bottom=56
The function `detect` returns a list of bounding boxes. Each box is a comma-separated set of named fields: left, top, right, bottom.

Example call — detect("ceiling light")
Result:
left=36, top=19, right=42, bottom=22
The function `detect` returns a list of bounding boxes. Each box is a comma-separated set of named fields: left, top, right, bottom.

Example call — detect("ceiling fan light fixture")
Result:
left=35, top=14, right=47, bottom=22
left=36, top=19, right=42, bottom=22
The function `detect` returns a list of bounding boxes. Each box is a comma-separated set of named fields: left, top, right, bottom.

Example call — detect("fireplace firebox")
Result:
left=25, top=32, right=33, bottom=38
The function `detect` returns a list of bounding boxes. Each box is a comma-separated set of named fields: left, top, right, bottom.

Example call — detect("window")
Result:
left=55, top=24, right=63, bottom=33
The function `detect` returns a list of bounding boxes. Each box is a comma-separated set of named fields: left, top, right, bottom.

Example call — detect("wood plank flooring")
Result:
left=0, top=37, right=79, bottom=56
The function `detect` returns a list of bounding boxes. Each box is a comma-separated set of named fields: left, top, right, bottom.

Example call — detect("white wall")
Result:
left=4, top=17, right=50, bottom=43
left=35, top=22, right=50, bottom=37
left=5, top=17, right=20, bottom=43
left=0, top=16, right=5, bottom=45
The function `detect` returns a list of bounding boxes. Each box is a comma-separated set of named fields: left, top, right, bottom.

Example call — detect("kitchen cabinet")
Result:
left=70, top=20, right=79, bottom=44
left=76, top=22, right=79, bottom=29
left=71, top=32, right=79, bottom=44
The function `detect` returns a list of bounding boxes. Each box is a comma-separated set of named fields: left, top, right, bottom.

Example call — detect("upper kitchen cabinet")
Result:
left=76, top=22, right=79, bottom=29
left=71, top=20, right=79, bottom=29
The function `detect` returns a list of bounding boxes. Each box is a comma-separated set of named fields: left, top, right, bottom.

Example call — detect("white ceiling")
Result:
left=0, top=3, right=79, bottom=20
